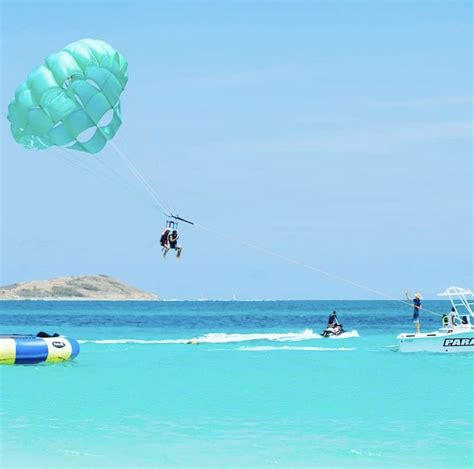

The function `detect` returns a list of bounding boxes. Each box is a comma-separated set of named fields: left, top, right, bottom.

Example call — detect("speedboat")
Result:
left=397, top=287, right=474, bottom=353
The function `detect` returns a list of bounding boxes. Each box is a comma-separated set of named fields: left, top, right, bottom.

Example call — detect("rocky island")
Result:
left=0, top=275, right=159, bottom=301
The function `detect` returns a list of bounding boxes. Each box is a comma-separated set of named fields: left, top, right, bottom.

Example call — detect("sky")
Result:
left=0, top=0, right=472, bottom=300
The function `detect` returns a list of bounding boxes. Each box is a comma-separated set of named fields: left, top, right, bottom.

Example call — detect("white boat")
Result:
left=397, top=287, right=474, bottom=353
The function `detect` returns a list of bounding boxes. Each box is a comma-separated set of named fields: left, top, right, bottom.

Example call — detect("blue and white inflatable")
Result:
left=0, top=334, right=80, bottom=365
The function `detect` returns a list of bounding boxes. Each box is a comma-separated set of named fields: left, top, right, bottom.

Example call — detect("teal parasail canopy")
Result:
left=7, top=39, right=128, bottom=154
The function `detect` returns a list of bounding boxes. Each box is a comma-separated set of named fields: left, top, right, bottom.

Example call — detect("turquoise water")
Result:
left=1, top=301, right=472, bottom=468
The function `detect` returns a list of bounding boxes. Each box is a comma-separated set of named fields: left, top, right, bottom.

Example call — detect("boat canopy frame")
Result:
left=437, top=286, right=474, bottom=318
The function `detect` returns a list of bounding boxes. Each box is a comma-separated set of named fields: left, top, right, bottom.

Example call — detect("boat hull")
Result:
left=397, top=329, right=474, bottom=353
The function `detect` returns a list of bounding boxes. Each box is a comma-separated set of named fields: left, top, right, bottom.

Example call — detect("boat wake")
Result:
left=239, top=345, right=355, bottom=352
left=185, top=329, right=320, bottom=344
left=79, top=329, right=360, bottom=345
left=328, top=330, right=360, bottom=339
left=78, top=339, right=189, bottom=344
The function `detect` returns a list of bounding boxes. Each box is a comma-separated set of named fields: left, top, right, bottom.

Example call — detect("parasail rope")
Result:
left=57, top=142, right=442, bottom=317
left=52, top=147, right=158, bottom=210
left=92, top=154, right=160, bottom=211
left=52, top=146, right=98, bottom=178
left=109, top=140, right=173, bottom=217
left=193, top=222, right=443, bottom=317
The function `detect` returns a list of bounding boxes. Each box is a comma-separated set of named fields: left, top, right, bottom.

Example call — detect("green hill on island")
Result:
left=0, top=275, right=159, bottom=301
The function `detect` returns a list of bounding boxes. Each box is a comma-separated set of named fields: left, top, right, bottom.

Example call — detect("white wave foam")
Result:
left=239, top=345, right=355, bottom=352
left=186, top=329, right=320, bottom=344
left=350, top=449, right=382, bottom=457
left=328, top=330, right=360, bottom=339
left=79, top=329, right=362, bottom=345
left=78, top=339, right=189, bottom=344
left=79, top=329, right=321, bottom=345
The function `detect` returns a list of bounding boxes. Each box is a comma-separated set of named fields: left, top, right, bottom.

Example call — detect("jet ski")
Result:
left=321, top=324, right=345, bottom=338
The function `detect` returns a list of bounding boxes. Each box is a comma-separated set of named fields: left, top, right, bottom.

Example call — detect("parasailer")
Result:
left=168, top=229, right=183, bottom=258
left=7, top=39, right=194, bottom=258
left=160, top=226, right=171, bottom=251
left=160, top=221, right=183, bottom=259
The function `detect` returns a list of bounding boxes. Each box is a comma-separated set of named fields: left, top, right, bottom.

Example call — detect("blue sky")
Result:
left=1, top=1, right=472, bottom=299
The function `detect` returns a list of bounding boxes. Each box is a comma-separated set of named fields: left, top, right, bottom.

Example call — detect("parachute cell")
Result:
left=7, top=39, right=128, bottom=154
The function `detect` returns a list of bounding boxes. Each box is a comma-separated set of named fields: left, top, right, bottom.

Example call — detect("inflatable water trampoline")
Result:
left=0, top=333, right=80, bottom=365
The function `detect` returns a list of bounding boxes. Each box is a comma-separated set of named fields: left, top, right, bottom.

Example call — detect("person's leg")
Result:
left=163, top=247, right=169, bottom=258
left=415, top=320, right=420, bottom=333
left=176, top=246, right=182, bottom=258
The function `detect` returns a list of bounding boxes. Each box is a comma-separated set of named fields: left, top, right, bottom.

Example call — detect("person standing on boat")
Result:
left=406, top=292, right=422, bottom=333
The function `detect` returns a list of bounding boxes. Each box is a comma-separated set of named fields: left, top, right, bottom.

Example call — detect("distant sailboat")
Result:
left=232, top=293, right=237, bottom=301
left=198, top=291, right=208, bottom=301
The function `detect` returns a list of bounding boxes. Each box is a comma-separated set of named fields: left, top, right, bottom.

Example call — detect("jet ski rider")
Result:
left=326, top=311, right=343, bottom=335
left=328, top=310, right=340, bottom=327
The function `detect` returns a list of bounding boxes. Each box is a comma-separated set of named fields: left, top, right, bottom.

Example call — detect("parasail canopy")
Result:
left=7, top=38, right=128, bottom=154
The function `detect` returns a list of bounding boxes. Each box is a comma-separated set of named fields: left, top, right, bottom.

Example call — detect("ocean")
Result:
left=0, top=300, right=472, bottom=468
